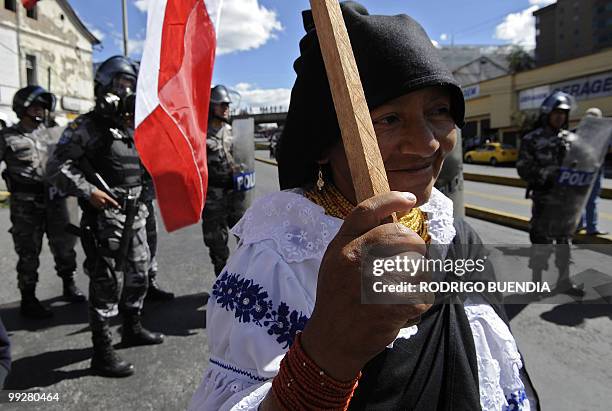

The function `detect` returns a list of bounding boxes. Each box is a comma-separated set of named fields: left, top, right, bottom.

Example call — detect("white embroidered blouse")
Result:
left=188, top=188, right=530, bottom=411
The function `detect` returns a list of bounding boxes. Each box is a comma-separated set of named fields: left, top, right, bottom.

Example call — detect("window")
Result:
left=4, top=0, right=16, bottom=11
left=25, top=54, right=37, bottom=86
left=26, top=4, right=37, bottom=19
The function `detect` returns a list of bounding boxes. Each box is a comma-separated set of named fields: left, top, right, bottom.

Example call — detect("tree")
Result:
left=507, top=46, right=535, bottom=73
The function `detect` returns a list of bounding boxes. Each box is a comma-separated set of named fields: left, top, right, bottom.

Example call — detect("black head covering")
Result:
left=278, top=1, right=465, bottom=190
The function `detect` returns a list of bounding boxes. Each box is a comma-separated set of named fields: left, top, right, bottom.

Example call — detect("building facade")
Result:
left=0, top=0, right=99, bottom=125
left=462, top=48, right=612, bottom=148
left=534, top=0, right=612, bottom=67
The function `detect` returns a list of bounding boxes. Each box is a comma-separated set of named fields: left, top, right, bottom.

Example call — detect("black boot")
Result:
left=91, top=326, right=134, bottom=378
left=122, top=314, right=164, bottom=347
left=62, top=278, right=86, bottom=303
left=20, top=287, right=53, bottom=319
left=555, top=266, right=585, bottom=297
left=555, top=281, right=585, bottom=297
left=145, top=276, right=175, bottom=301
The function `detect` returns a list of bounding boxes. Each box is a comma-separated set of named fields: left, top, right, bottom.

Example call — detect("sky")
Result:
left=69, top=0, right=556, bottom=112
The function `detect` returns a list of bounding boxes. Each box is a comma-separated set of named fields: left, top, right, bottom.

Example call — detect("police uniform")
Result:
left=1, top=85, right=84, bottom=319
left=201, top=122, right=246, bottom=276
left=518, top=126, right=571, bottom=275
left=517, top=91, right=584, bottom=296
left=47, top=55, right=163, bottom=378
left=0, top=124, right=78, bottom=291
left=50, top=112, right=150, bottom=318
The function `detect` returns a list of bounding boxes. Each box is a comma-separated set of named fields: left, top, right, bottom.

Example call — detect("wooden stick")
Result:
left=309, top=0, right=390, bottom=204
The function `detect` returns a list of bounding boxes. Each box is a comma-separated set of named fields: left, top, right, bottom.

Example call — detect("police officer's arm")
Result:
left=47, top=127, right=119, bottom=209
left=516, top=135, right=553, bottom=186
left=206, top=137, right=233, bottom=187
left=516, top=137, right=538, bottom=183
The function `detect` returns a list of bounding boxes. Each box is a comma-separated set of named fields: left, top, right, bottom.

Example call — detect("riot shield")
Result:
left=231, top=118, right=256, bottom=212
left=32, top=125, right=81, bottom=226
left=545, top=117, right=612, bottom=237
left=435, top=127, right=464, bottom=218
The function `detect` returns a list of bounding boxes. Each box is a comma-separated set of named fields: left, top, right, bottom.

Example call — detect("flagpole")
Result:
left=122, top=0, right=129, bottom=56
left=16, top=3, right=23, bottom=86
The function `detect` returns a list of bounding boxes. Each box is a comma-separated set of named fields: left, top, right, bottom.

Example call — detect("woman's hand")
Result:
left=300, top=191, right=433, bottom=381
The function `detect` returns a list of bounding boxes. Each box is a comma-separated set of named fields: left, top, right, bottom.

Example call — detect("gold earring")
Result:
left=317, top=168, right=325, bottom=191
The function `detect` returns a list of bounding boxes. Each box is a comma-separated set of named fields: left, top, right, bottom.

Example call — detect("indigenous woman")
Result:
left=190, top=2, right=538, bottom=410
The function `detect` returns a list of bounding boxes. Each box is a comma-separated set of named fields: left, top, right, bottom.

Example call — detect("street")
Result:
left=1, top=159, right=611, bottom=410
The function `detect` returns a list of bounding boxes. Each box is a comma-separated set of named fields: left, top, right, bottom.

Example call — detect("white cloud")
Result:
left=207, top=0, right=283, bottom=55
left=528, top=0, right=555, bottom=5
left=111, top=31, right=146, bottom=58
left=431, top=39, right=441, bottom=48
left=494, top=5, right=539, bottom=48
left=128, top=38, right=146, bottom=56
left=440, top=33, right=448, bottom=41
left=134, top=0, right=149, bottom=13
left=232, top=83, right=291, bottom=113
left=494, top=0, right=556, bottom=48
left=132, top=0, right=282, bottom=55
left=90, top=28, right=106, bottom=41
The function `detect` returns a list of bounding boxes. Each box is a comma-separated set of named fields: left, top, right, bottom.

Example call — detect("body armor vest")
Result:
left=88, top=126, right=142, bottom=188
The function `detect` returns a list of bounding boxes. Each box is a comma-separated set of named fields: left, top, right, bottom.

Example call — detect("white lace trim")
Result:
left=464, top=297, right=530, bottom=411
left=232, top=187, right=456, bottom=263
left=421, top=188, right=456, bottom=245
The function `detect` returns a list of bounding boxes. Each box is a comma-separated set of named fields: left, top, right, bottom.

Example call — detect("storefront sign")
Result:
left=518, top=71, right=612, bottom=111
left=552, top=71, right=612, bottom=101
left=463, top=85, right=480, bottom=100
left=518, top=85, right=551, bottom=110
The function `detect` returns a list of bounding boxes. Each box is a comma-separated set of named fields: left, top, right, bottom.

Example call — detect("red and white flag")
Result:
left=135, top=0, right=217, bottom=232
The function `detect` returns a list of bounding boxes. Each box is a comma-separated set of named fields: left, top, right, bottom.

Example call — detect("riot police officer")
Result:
left=201, top=85, right=246, bottom=276
left=47, top=56, right=163, bottom=378
left=517, top=91, right=584, bottom=296
left=0, top=86, right=84, bottom=319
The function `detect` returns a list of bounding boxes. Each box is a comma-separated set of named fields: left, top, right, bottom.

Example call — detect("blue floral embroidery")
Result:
left=505, top=390, right=527, bottom=410
left=212, top=271, right=309, bottom=348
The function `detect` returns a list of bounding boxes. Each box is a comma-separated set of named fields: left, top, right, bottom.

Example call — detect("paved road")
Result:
left=1, top=159, right=611, bottom=410
left=464, top=162, right=612, bottom=190
left=464, top=180, right=612, bottom=234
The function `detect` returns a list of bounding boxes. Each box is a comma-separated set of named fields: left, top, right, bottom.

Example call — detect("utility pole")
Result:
left=122, top=0, right=129, bottom=56
left=16, top=4, right=23, bottom=86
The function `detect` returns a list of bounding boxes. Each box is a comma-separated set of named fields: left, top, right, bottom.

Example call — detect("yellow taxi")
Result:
left=464, top=142, right=518, bottom=166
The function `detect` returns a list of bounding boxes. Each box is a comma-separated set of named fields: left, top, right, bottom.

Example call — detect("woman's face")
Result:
left=325, top=86, right=457, bottom=207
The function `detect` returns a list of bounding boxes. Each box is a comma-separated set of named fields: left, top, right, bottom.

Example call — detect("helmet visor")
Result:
left=112, top=73, right=137, bottom=96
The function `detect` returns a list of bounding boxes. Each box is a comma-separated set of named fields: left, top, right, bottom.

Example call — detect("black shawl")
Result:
left=349, top=219, right=540, bottom=410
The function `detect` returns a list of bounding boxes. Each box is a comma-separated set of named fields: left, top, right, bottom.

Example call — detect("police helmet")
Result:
left=12, top=85, right=56, bottom=118
left=94, top=55, right=139, bottom=96
left=540, top=91, right=574, bottom=115
left=210, top=85, right=232, bottom=105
